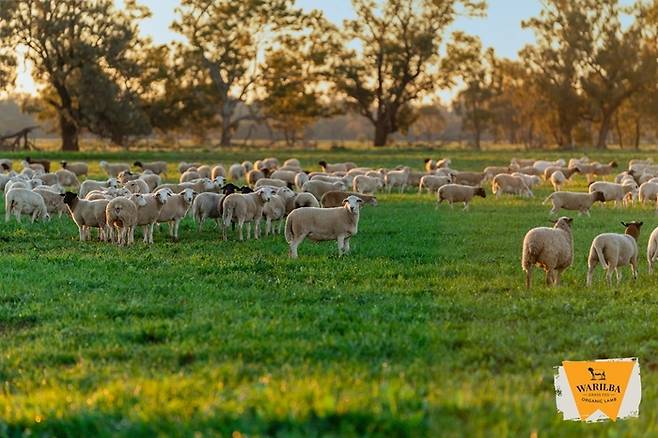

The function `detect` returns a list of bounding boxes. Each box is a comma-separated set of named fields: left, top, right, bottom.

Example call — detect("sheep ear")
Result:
left=621, top=221, right=627, bottom=227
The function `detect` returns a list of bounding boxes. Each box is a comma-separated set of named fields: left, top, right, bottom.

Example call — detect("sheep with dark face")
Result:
left=62, top=192, right=110, bottom=241
left=134, top=160, right=168, bottom=176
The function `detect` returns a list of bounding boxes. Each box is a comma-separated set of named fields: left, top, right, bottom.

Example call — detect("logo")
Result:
left=554, top=358, right=641, bottom=422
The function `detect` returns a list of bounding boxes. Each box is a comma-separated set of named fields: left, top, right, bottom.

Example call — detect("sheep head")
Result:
left=342, top=195, right=363, bottom=214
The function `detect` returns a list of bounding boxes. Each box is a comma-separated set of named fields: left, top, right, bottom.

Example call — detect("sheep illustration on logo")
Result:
left=588, top=367, right=606, bottom=381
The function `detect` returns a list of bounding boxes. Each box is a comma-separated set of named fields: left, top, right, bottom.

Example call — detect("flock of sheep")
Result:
left=3, top=154, right=658, bottom=275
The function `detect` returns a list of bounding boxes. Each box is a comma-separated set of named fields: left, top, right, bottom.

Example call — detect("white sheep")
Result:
left=647, top=226, right=658, bottom=274
left=178, top=161, right=201, bottom=173
left=418, top=175, right=451, bottom=194
left=62, top=192, right=110, bottom=241
left=79, top=178, right=119, bottom=198
left=139, top=173, right=161, bottom=192
left=588, top=181, right=637, bottom=207
left=133, top=160, right=168, bottom=176
left=106, top=196, right=138, bottom=245
left=60, top=161, right=88, bottom=177
left=521, top=216, right=573, bottom=288
left=549, top=170, right=567, bottom=192
left=511, top=172, right=541, bottom=189
left=255, top=178, right=288, bottom=189
left=124, top=179, right=150, bottom=194
left=180, top=169, right=201, bottom=183
left=131, top=189, right=173, bottom=244
left=33, top=186, right=68, bottom=218
left=157, top=188, right=195, bottom=240
left=302, top=180, right=344, bottom=201
left=294, top=172, right=309, bottom=191
left=353, top=174, right=384, bottom=194
left=5, top=188, right=49, bottom=223
left=587, top=221, right=642, bottom=287
left=262, top=187, right=297, bottom=236
left=191, top=192, right=224, bottom=230
left=543, top=191, right=606, bottom=216
left=100, top=161, right=130, bottom=177
left=384, top=167, right=410, bottom=193
left=491, top=174, right=533, bottom=197
left=638, top=182, right=658, bottom=204
left=222, top=187, right=275, bottom=241
left=285, top=195, right=363, bottom=258
left=437, top=184, right=486, bottom=210
left=211, top=165, right=226, bottom=180
left=229, top=163, right=244, bottom=180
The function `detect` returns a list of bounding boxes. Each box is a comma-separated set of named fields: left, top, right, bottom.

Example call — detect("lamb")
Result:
left=255, top=178, right=288, bottom=189
left=60, top=161, right=88, bottom=177
left=491, top=174, right=533, bottom=197
left=586, top=221, right=642, bottom=286
left=543, top=191, right=606, bottom=216
left=285, top=195, right=363, bottom=258
left=79, top=178, right=119, bottom=198
left=302, top=180, right=344, bottom=201
left=157, top=188, right=195, bottom=240
left=221, top=187, right=275, bottom=241
left=99, top=161, right=130, bottom=177
left=55, top=168, right=80, bottom=187
left=384, top=167, right=410, bottom=193
left=418, top=175, right=452, bottom=194
left=549, top=170, right=567, bottom=192
left=180, top=169, right=201, bottom=183
left=25, top=157, right=50, bottom=172
left=211, top=165, right=226, bottom=180
left=321, top=191, right=378, bottom=208
left=436, top=184, right=486, bottom=210
left=124, top=179, right=151, bottom=194
left=262, top=187, right=297, bottom=236
left=178, top=161, right=201, bottom=173
left=106, top=196, right=138, bottom=246
left=62, top=192, right=110, bottom=241
left=229, top=163, right=245, bottom=180
left=318, top=160, right=357, bottom=173
left=133, top=160, right=168, bottom=176
left=131, top=189, right=173, bottom=244
left=33, top=186, right=68, bottom=218
left=4, top=188, right=49, bottom=223
left=452, top=171, right=485, bottom=187
left=521, top=216, right=574, bottom=288
left=588, top=181, right=637, bottom=207
left=191, top=192, right=225, bottom=230
left=353, top=174, right=384, bottom=194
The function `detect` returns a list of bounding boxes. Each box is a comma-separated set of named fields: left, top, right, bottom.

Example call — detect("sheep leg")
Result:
left=254, top=219, right=260, bottom=240
left=554, top=270, right=561, bottom=286
left=289, top=238, right=302, bottom=258
left=14, top=209, right=21, bottom=223
left=605, top=268, right=613, bottom=287
left=344, top=237, right=351, bottom=254
left=149, top=223, right=155, bottom=244
left=238, top=220, right=244, bottom=241
left=525, top=268, right=532, bottom=289
left=586, top=262, right=597, bottom=287
left=174, top=220, right=181, bottom=240
left=545, top=269, right=553, bottom=286
left=463, top=202, right=469, bottom=211
left=631, top=259, right=638, bottom=280
left=266, top=218, right=271, bottom=236
left=337, top=235, right=345, bottom=256
left=79, top=226, right=85, bottom=242
left=31, top=210, right=37, bottom=223
left=142, top=225, right=150, bottom=244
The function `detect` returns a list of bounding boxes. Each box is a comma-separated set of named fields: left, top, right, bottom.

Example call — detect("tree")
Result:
left=0, top=0, right=153, bottom=150
left=330, top=0, right=485, bottom=147
left=409, top=102, right=446, bottom=144
left=443, top=33, right=496, bottom=150
left=172, top=0, right=299, bottom=147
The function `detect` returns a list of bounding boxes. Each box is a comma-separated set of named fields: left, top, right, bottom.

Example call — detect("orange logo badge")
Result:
left=555, top=358, right=641, bottom=422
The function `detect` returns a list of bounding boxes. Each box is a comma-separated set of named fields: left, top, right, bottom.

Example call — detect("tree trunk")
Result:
left=60, top=115, right=79, bottom=151
left=220, top=121, right=232, bottom=147
left=596, top=112, right=612, bottom=149
left=373, top=121, right=389, bottom=147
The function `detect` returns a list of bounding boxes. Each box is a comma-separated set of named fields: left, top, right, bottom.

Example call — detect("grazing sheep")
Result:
left=511, top=158, right=536, bottom=168
left=290, top=192, right=320, bottom=212
left=294, top=172, right=309, bottom=190
left=62, top=192, right=110, bottom=241
left=511, top=172, right=541, bottom=189
left=321, top=191, right=377, bottom=208
left=38, top=173, right=58, bottom=186
left=106, top=196, right=138, bottom=246
left=586, top=221, right=642, bottom=287
left=592, top=161, right=619, bottom=179
left=354, top=174, right=384, bottom=194
left=229, top=163, right=244, bottom=180
left=139, top=173, right=161, bottom=192
left=521, top=216, right=574, bottom=289
left=517, top=166, right=543, bottom=177
left=180, top=169, right=201, bottom=183
left=285, top=195, right=363, bottom=258
left=222, top=187, right=275, bottom=240
left=262, top=187, right=297, bottom=236
left=576, top=161, right=618, bottom=183
left=178, top=161, right=201, bottom=173
left=588, top=181, right=637, bottom=207
left=246, top=169, right=268, bottom=187
left=646, top=226, right=658, bottom=274
left=533, top=159, right=565, bottom=173
left=639, top=182, right=658, bottom=204
left=157, top=188, right=195, bottom=240
left=117, top=170, right=140, bottom=184
left=23, top=160, right=44, bottom=174
left=491, top=174, right=533, bottom=197
left=25, top=157, right=50, bottom=172
left=191, top=192, right=224, bottom=230
left=318, top=160, right=357, bottom=173
left=543, top=166, right=578, bottom=181
left=241, top=161, right=254, bottom=173
left=155, top=178, right=218, bottom=194
left=211, top=165, right=226, bottom=180
left=55, top=168, right=80, bottom=188
left=124, top=179, right=150, bottom=194
left=452, top=171, right=485, bottom=187
left=384, top=167, right=410, bottom=193
left=60, top=161, right=88, bottom=177
left=418, top=175, right=452, bottom=194
left=550, top=170, right=567, bottom=192
left=197, top=165, right=212, bottom=179
left=483, top=166, right=513, bottom=181
left=100, top=161, right=130, bottom=177
left=33, top=186, right=68, bottom=218
left=134, top=160, right=167, bottom=175
left=79, top=178, right=119, bottom=198
left=5, top=188, right=49, bottom=223
left=302, top=180, right=344, bottom=201
left=543, top=191, right=606, bottom=216
left=437, top=184, right=486, bottom=210
left=269, top=170, right=297, bottom=185
left=284, top=158, right=301, bottom=168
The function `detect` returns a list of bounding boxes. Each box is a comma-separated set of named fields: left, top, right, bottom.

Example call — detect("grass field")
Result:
left=2, top=147, right=658, bottom=436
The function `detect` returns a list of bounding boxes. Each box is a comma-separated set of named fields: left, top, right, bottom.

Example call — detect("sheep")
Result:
left=25, top=157, right=50, bottom=172
left=106, top=196, right=138, bottom=246
left=79, top=178, right=119, bottom=198
left=55, top=168, right=80, bottom=188
left=321, top=191, right=378, bottom=208
left=491, top=174, right=533, bottom=198
left=437, top=184, right=486, bottom=210
left=318, top=160, right=357, bottom=173
left=84, top=187, right=131, bottom=201
left=197, top=165, right=212, bottom=179
left=483, top=166, right=513, bottom=181
left=517, top=166, right=543, bottom=177
left=284, top=158, right=301, bottom=168
left=222, top=187, right=275, bottom=241
left=543, top=191, right=606, bottom=216
left=134, top=160, right=168, bottom=176
left=191, top=192, right=225, bottom=230
left=511, top=172, right=541, bottom=189
left=289, top=192, right=320, bottom=212
left=211, top=165, right=226, bottom=180
left=262, top=187, right=297, bottom=236
left=269, top=170, right=297, bottom=185
left=586, top=221, right=642, bottom=287
left=646, top=226, right=658, bottom=274
left=511, top=158, right=536, bottom=168
left=588, top=181, right=637, bottom=207
left=384, top=167, right=410, bottom=193
left=157, top=188, right=195, bottom=240
left=241, top=161, right=254, bottom=173
left=521, top=216, right=574, bottom=289
left=5, top=188, right=49, bottom=223
left=261, top=157, right=279, bottom=170
left=100, top=161, right=130, bottom=177
left=124, top=179, right=150, bottom=194
left=353, top=174, right=384, bottom=194
left=33, top=186, right=68, bottom=218
left=62, top=192, right=110, bottom=241
left=0, top=159, right=12, bottom=171
left=424, top=158, right=437, bottom=172
left=638, top=182, right=658, bottom=204
left=38, top=173, right=58, bottom=186
left=131, top=189, right=173, bottom=244
left=311, top=174, right=348, bottom=188
left=246, top=169, right=268, bottom=187
left=533, top=159, right=565, bottom=172
left=543, top=166, right=578, bottom=181
left=117, top=170, right=140, bottom=184
left=575, top=161, right=618, bottom=183
left=452, top=171, right=485, bottom=187
left=436, top=158, right=451, bottom=168
left=550, top=170, right=567, bottom=192
left=155, top=178, right=218, bottom=194
left=255, top=178, right=288, bottom=189
left=302, top=180, right=344, bottom=202
left=139, top=173, right=161, bottom=192
left=418, top=175, right=451, bottom=194
left=178, top=161, right=201, bottom=173
left=592, top=161, right=619, bottom=179
left=0, top=172, right=18, bottom=191
left=285, top=195, right=363, bottom=258
left=229, top=163, right=245, bottom=180
left=294, top=172, right=309, bottom=191
left=60, top=161, right=88, bottom=177
left=180, top=169, right=201, bottom=183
